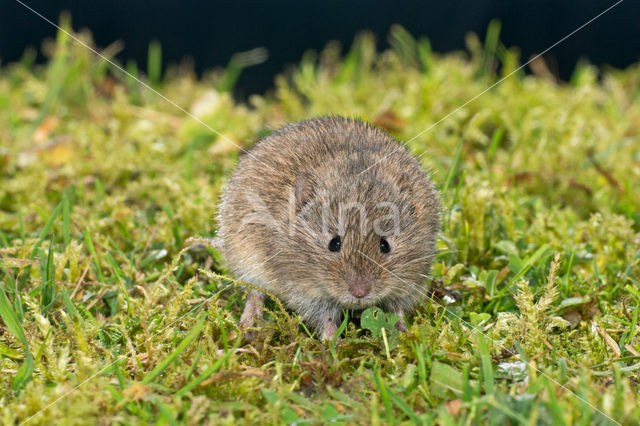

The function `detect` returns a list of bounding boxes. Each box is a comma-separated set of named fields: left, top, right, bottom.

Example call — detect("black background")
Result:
left=1, top=0, right=638, bottom=97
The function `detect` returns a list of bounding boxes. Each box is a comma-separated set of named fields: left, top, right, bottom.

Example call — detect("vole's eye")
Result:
left=379, top=237, right=391, bottom=254
left=328, top=236, right=342, bottom=252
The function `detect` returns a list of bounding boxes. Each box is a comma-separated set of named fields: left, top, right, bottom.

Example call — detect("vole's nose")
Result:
left=347, top=274, right=372, bottom=299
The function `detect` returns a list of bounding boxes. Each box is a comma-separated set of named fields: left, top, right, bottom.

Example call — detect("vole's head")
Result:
left=279, top=159, right=440, bottom=310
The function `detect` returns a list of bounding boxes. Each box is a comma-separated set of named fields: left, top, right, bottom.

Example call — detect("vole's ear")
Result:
left=294, top=169, right=315, bottom=213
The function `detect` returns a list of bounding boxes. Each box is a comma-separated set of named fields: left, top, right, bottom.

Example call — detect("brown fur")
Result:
left=217, top=117, right=440, bottom=340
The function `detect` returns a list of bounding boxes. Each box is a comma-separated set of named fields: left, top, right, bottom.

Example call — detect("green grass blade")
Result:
left=417, top=37, right=433, bottom=73
left=335, top=39, right=361, bottom=84
left=388, top=24, right=420, bottom=69
left=11, top=353, right=34, bottom=392
left=185, top=345, right=202, bottom=382
left=545, top=377, right=568, bottom=426
left=477, top=19, right=502, bottom=80
left=0, top=230, right=9, bottom=247
left=155, top=399, right=179, bottom=426
left=331, top=310, right=349, bottom=352
left=385, top=383, right=423, bottom=424
left=430, top=361, right=464, bottom=399
left=476, top=332, right=494, bottom=395
left=176, top=334, right=242, bottom=396
left=105, top=252, right=132, bottom=319
left=147, top=40, right=162, bottom=87
left=0, top=287, right=28, bottom=348
left=34, top=327, right=51, bottom=365
left=61, top=290, right=79, bottom=319
left=442, top=134, right=464, bottom=194
left=40, top=238, right=56, bottom=311
left=62, top=195, right=71, bottom=246
left=1, top=288, right=34, bottom=392
left=372, top=369, right=395, bottom=424
left=19, top=200, right=63, bottom=291
left=490, top=244, right=551, bottom=310
left=0, top=341, right=23, bottom=359
left=442, top=115, right=477, bottom=194
left=507, top=243, right=550, bottom=286
left=141, top=315, right=206, bottom=385
left=487, top=127, right=504, bottom=161
left=84, top=229, right=104, bottom=282
left=29, top=200, right=63, bottom=259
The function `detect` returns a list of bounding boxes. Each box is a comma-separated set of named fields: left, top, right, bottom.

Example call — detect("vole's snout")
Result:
left=346, top=273, right=373, bottom=299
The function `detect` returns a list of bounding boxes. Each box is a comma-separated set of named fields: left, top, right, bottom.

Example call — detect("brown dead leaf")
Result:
left=197, top=367, right=269, bottom=387
left=445, top=399, right=463, bottom=416
left=496, top=267, right=510, bottom=283
left=625, top=344, right=640, bottom=357
left=445, top=352, right=468, bottom=361
left=595, top=323, right=621, bottom=358
left=528, top=56, right=558, bottom=83
left=123, top=382, right=152, bottom=400
left=126, top=352, right=149, bottom=369
left=530, top=352, right=544, bottom=361
left=33, top=116, right=59, bottom=143
left=97, top=75, right=118, bottom=97
left=0, top=258, right=39, bottom=267
left=562, top=310, right=582, bottom=329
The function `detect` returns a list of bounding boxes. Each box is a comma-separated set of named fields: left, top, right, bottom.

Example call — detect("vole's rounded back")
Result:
left=217, top=117, right=440, bottom=339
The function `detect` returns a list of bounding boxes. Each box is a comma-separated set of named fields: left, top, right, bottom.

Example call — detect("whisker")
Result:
left=436, top=250, right=458, bottom=255
left=357, top=249, right=481, bottom=335
left=403, top=249, right=458, bottom=263
left=399, top=254, right=439, bottom=264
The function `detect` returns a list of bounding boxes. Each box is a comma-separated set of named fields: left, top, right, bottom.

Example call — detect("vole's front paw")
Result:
left=240, top=325, right=258, bottom=343
left=239, top=290, right=266, bottom=342
left=238, top=311, right=264, bottom=343
left=395, top=318, right=408, bottom=333
left=320, top=316, right=340, bottom=343
left=389, top=306, right=409, bottom=332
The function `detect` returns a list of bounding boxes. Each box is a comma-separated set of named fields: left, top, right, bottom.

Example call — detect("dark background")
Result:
left=1, top=0, right=638, bottom=97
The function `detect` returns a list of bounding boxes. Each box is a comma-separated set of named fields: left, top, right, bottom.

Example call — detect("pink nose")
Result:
left=348, top=277, right=372, bottom=299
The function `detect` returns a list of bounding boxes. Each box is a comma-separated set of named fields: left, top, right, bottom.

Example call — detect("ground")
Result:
left=0, top=21, right=639, bottom=425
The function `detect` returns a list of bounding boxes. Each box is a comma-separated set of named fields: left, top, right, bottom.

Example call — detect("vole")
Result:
left=217, top=117, right=440, bottom=340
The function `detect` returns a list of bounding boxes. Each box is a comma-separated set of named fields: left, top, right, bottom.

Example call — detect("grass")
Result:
left=1, top=18, right=639, bottom=425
